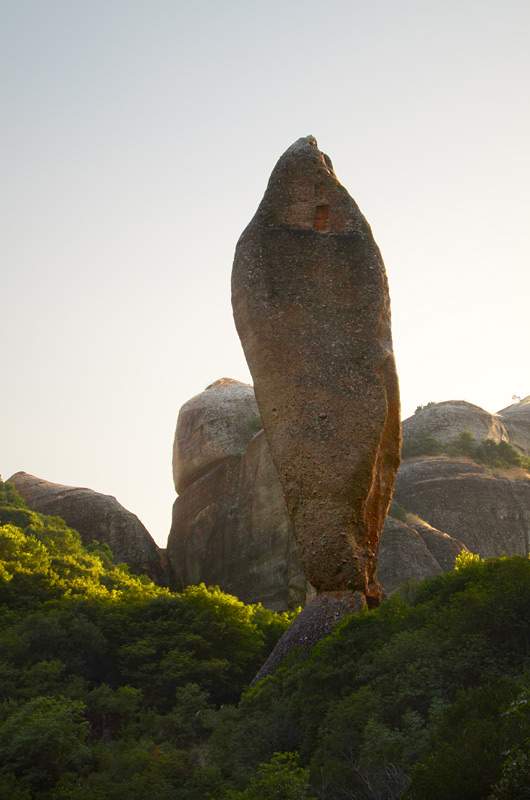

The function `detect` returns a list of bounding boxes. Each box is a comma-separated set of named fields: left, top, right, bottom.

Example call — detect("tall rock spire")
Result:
left=232, top=136, right=401, bottom=606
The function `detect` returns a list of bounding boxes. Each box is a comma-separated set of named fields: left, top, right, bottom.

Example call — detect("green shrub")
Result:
left=402, top=429, right=530, bottom=470
left=402, top=435, right=443, bottom=458
left=389, top=501, right=408, bottom=523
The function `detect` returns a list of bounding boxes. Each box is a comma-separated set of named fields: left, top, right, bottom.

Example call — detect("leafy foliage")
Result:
left=413, top=402, right=437, bottom=414
left=0, top=479, right=292, bottom=798
left=209, top=553, right=530, bottom=799
left=4, top=475, right=530, bottom=798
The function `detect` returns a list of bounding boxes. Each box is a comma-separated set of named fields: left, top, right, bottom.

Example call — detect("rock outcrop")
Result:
left=377, top=516, right=467, bottom=595
left=173, top=378, right=260, bottom=493
left=8, top=471, right=168, bottom=585
left=252, top=592, right=365, bottom=685
left=404, top=400, right=509, bottom=446
left=168, top=381, right=307, bottom=611
left=394, top=396, right=530, bottom=558
left=168, top=389, right=530, bottom=609
left=169, top=381, right=466, bottom=607
left=231, top=136, right=401, bottom=604
left=394, top=457, right=530, bottom=558
left=497, top=396, right=530, bottom=457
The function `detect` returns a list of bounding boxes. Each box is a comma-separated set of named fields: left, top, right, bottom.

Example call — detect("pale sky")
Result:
left=2, top=0, right=529, bottom=547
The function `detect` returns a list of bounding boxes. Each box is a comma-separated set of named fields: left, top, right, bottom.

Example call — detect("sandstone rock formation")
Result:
left=168, top=381, right=307, bottom=611
left=8, top=471, right=168, bottom=585
left=231, top=136, right=401, bottom=604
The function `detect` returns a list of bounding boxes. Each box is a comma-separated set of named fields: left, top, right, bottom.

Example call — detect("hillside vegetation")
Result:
left=2, top=479, right=530, bottom=798
left=0, top=479, right=293, bottom=799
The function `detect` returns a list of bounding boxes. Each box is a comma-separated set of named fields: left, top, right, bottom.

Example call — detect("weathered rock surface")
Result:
left=168, top=414, right=308, bottom=611
left=403, top=400, right=509, bottom=446
left=379, top=518, right=445, bottom=593
left=168, top=382, right=466, bottom=608
left=252, top=592, right=366, bottom=685
left=8, top=471, right=168, bottom=585
left=173, top=378, right=259, bottom=494
left=394, top=457, right=530, bottom=558
left=497, top=396, right=530, bottom=457
left=231, top=136, right=401, bottom=603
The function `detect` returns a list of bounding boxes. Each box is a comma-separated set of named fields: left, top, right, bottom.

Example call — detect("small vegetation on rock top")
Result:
left=402, top=429, right=530, bottom=471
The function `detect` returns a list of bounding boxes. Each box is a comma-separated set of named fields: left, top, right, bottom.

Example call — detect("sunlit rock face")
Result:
left=8, top=471, right=168, bottom=585
left=172, top=378, right=259, bottom=494
left=497, top=396, right=530, bottom=458
left=403, top=400, right=509, bottom=446
left=231, top=136, right=401, bottom=603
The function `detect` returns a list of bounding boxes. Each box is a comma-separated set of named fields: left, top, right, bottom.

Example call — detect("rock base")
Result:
left=251, top=591, right=365, bottom=686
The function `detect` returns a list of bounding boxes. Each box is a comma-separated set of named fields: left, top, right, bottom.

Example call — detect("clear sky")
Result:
left=2, top=0, right=529, bottom=547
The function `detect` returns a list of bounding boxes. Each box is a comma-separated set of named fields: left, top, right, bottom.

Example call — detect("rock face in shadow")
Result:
left=231, top=136, right=401, bottom=603
left=394, top=457, right=530, bottom=558
left=252, top=592, right=366, bottom=685
left=8, top=471, right=168, bottom=585
left=168, top=382, right=307, bottom=611
left=377, top=516, right=467, bottom=595
left=168, top=382, right=465, bottom=608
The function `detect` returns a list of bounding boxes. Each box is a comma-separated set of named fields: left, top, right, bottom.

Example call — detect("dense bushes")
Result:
left=208, top=552, right=530, bottom=799
left=0, top=480, right=293, bottom=798
left=3, top=476, right=530, bottom=798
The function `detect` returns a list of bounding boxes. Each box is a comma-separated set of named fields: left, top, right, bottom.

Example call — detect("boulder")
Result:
left=168, top=409, right=308, bottom=611
left=403, top=400, right=509, bottom=446
left=497, top=396, right=530, bottom=457
left=8, top=471, right=168, bottom=585
left=377, top=516, right=468, bottom=595
left=232, top=136, right=401, bottom=603
left=394, top=457, right=530, bottom=558
left=173, top=378, right=259, bottom=494
left=252, top=592, right=366, bottom=685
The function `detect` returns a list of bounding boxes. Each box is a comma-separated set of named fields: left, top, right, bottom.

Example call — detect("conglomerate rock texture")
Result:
left=231, top=136, right=401, bottom=603
left=8, top=471, right=168, bottom=585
